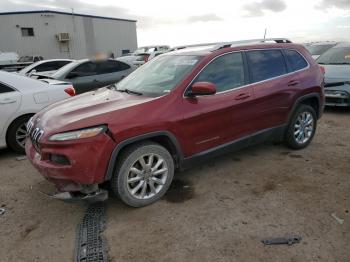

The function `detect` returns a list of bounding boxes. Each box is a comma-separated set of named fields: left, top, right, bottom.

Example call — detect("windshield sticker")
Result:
left=345, top=54, right=350, bottom=59
left=174, top=60, right=198, bottom=66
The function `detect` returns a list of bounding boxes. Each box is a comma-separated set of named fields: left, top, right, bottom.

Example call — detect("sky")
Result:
left=1, top=0, right=350, bottom=46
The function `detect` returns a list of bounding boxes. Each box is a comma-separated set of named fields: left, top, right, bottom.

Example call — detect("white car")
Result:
left=0, top=70, right=75, bottom=153
left=18, top=59, right=73, bottom=77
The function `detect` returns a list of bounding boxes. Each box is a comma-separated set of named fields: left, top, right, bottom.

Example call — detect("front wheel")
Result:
left=285, top=104, right=317, bottom=150
left=111, top=142, right=174, bottom=207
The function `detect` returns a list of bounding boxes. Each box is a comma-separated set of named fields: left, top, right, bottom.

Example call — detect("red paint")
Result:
left=25, top=43, right=324, bottom=190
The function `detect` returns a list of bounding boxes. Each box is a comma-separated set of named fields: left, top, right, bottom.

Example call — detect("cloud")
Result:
left=187, top=14, right=223, bottom=23
left=317, top=0, right=350, bottom=10
left=243, top=0, right=287, bottom=17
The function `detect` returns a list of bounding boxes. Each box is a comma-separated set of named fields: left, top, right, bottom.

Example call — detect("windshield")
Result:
left=306, top=44, right=334, bottom=56
left=18, top=56, right=33, bottom=62
left=317, top=47, right=350, bottom=65
left=115, top=55, right=202, bottom=96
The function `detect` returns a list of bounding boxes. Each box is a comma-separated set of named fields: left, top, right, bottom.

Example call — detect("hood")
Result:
left=117, top=56, right=137, bottom=63
left=34, top=87, right=155, bottom=135
left=323, top=64, right=350, bottom=83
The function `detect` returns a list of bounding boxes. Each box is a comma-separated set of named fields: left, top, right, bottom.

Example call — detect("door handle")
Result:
left=0, top=98, right=16, bottom=104
left=288, top=80, right=299, bottom=86
left=235, top=93, right=250, bottom=100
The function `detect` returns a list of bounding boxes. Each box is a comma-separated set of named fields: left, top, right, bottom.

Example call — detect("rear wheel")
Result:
left=285, top=105, right=317, bottom=149
left=6, top=115, right=32, bottom=154
left=111, top=142, right=174, bottom=207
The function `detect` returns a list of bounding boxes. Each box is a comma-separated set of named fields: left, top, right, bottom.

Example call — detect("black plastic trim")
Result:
left=180, top=124, right=286, bottom=170
left=288, top=92, right=323, bottom=121
left=105, top=131, right=184, bottom=180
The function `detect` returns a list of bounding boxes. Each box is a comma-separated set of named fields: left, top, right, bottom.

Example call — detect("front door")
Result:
left=179, top=52, right=255, bottom=156
left=0, top=83, right=21, bottom=138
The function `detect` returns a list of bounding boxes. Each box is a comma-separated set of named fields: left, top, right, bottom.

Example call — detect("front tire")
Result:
left=6, top=115, right=32, bottom=154
left=111, top=142, right=174, bottom=207
left=285, top=104, right=317, bottom=149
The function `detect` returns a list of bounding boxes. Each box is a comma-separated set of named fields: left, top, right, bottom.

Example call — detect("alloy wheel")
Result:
left=294, top=111, right=314, bottom=144
left=127, top=153, right=168, bottom=200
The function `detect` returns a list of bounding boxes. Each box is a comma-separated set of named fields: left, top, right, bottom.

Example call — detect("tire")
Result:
left=285, top=104, right=317, bottom=150
left=111, top=142, right=175, bottom=207
left=6, top=115, right=32, bottom=154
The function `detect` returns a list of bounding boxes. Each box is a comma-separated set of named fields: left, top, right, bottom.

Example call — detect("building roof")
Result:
left=0, top=10, right=137, bottom=23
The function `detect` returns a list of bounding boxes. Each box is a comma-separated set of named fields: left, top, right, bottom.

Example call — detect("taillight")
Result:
left=320, top=66, right=325, bottom=75
left=144, top=55, right=150, bottom=63
left=64, top=86, right=76, bottom=96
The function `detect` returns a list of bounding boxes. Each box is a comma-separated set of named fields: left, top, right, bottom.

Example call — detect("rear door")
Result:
left=245, top=49, right=296, bottom=132
left=0, top=82, right=21, bottom=137
left=180, top=52, right=255, bottom=156
left=95, top=60, right=132, bottom=87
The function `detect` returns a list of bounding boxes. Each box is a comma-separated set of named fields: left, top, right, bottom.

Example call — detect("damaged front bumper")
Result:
left=324, top=83, right=350, bottom=107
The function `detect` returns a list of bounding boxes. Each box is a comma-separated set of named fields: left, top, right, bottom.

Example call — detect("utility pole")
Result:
left=264, top=28, right=267, bottom=39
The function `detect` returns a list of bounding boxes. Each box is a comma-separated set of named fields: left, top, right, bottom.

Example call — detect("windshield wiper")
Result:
left=117, top=88, right=143, bottom=96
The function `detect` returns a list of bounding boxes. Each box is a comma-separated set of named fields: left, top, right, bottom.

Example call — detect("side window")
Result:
left=57, top=61, right=71, bottom=68
left=0, top=83, right=15, bottom=93
left=194, top=52, right=245, bottom=93
left=71, top=62, right=97, bottom=77
left=284, top=49, right=308, bottom=72
left=98, top=60, right=130, bottom=74
left=246, top=50, right=287, bottom=83
left=34, top=61, right=60, bottom=72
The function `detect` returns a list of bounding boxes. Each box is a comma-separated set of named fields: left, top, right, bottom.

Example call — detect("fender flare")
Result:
left=287, top=92, right=323, bottom=123
left=105, top=131, right=184, bottom=181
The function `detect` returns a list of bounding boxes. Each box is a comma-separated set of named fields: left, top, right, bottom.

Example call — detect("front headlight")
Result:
left=49, top=125, right=107, bottom=141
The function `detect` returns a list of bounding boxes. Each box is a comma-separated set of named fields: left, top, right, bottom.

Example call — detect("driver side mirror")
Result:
left=189, top=82, right=216, bottom=96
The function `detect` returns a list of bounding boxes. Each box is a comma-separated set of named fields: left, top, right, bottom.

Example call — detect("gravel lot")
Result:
left=0, top=108, right=349, bottom=262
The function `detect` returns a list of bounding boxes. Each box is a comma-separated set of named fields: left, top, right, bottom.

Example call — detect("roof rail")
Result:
left=169, top=42, right=222, bottom=52
left=212, top=38, right=293, bottom=50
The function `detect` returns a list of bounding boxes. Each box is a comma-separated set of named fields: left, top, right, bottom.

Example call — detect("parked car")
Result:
left=26, top=39, right=324, bottom=207
left=1, top=55, right=44, bottom=72
left=118, top=45, right=170, bottom=66
left=32, top=59, right=135, bottom=94
left=0, top=71, right=75, bottom=153
left=306, top=42, right=337, bottom=60
left=18, top=59, right=73, bottom=77
left=317, top=43, right=350, bottom=107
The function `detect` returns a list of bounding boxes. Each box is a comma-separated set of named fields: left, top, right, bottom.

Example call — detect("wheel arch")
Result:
left=5, top=113, right=35, bottom=143
left=105, top=131, right=184, bottom=181
left=288, top=93, right=323, bottom=123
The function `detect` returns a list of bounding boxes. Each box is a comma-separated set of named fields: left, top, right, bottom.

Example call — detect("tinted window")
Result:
left=195, top=52, right=245, bottom=93
left=284, top=50, right=308, bottom=71
left=34, top=61, right=64, bottom=72
left=247, top=50, right=287, bottom=83
left=0, top=83, right=14, bottom=93
left=71, top=62, right=98, bottom=76
left=98, top=60, right=130, bottom=74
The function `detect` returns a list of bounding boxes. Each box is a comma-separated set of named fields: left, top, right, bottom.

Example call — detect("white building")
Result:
left=0, top=10, right=138, bottom=59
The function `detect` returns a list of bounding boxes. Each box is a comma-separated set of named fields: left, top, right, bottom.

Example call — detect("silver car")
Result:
left=18, top=59, right=73, bottom=76
left=317, top=43, right=350, bottom=107
left=33, top=59, right=136, bottom=94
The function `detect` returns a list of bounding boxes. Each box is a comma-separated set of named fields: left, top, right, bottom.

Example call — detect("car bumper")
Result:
left=325, top=90, right=350, bottom=107
left=25, top=133, right=116, bottom=192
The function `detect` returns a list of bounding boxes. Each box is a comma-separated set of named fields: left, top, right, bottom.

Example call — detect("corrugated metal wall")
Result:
left=0, top=12, right=137, bottom=59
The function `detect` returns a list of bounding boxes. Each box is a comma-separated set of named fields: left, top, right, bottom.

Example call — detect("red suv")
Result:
left=26, top=39, right=325, bottom=207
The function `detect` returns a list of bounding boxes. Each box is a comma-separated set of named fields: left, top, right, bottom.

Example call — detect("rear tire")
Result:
left=6, top=115, right=32, bottom=154
left=111, top=142, right=174, bottom=207
left=285, top=105, right=317, bottom=150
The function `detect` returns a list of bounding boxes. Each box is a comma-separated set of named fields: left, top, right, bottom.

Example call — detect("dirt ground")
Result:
left=0, top=108, right=349, bottom=262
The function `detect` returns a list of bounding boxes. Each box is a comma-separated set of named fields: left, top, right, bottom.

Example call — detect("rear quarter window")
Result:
left=246, top=50, right=287, bottom=83
left=0, top=83, right=15, bottom=93
left=284, top=49, right=308, bottom=72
